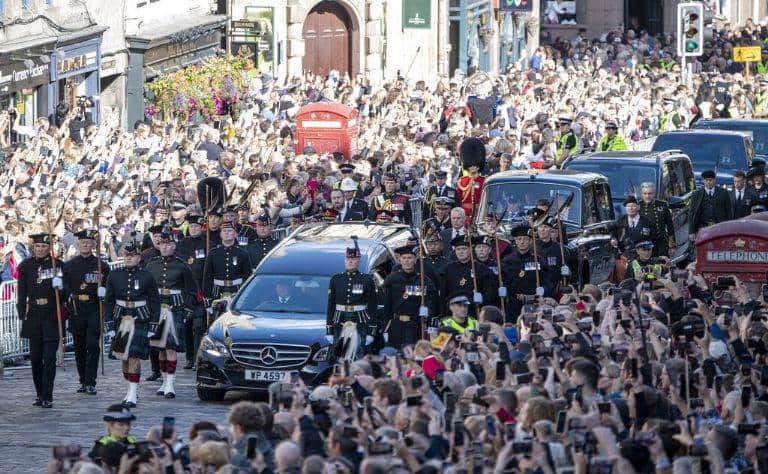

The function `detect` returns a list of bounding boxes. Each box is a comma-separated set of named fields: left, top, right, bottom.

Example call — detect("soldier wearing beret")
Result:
left=103, top=243, right=161, bottom=407
left=63, top=229, right=110, bottom=395
left=18, top=233, right=66, bottom=408
left=202, top=221, right=253, bottom=302
left=145, top=232, right=199, bottom=399
left=246, top=213, right=279, bottom=267
left=381, top=245, right=438, bottom=348
left=613, top=195, right=655, bottom=258
left=326, top=238, right=378, bottom=358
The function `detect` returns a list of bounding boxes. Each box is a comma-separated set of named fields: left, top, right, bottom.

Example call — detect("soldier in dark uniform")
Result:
left=104, top=243, right=161, bottom=407
left=146, top=232, right=198, bottom=399
left=440, top=235, right=496, bottom=317
left=202, top=221, right=253, bottom=304
left=223, top=203, right=257, bottom=244
left=204, top=209, right=223, bottom=249
left=63, top=229, right=110, bottom=395
left=246, top=214, right=278, bottom=267
left=431, top=197, right=454, bottom=230
left=747, top=167, right=768, bottom=209
left=18, top=233, right=65, bottom=408
left=423, top=171, right=457, bottom=217
left=536, top=217, right=571, bottom=288
left=424, top=232, right=449, bottom=275
left=370, top=172, right=412, bottom=224
left=326, top=238, right=378, bottom=359
left=639, top=183, right=676, bottom=257
left=613, top=195, right=654, bottom=259
left=501, top=225, right=547, bottom=323
left=177, top=214, right=207, bottom=368
left=381, top=245, right=439, bottom=348
left=140, top=225, right=163, bottom=266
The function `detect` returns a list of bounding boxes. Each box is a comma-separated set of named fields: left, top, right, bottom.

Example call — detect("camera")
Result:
left=76, top=96, right=96, bottom=108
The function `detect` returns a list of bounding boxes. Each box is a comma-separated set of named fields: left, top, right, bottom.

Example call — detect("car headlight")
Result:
left=200, top=335, right=229, bottom=358
left=312, top=346, right=330, bottom=362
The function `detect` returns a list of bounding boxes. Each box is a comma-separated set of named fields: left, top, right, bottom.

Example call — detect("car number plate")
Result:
left=245, top=370, right=285, bottom=382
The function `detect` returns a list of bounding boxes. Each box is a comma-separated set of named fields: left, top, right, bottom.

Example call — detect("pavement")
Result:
left=0, top=354, right=257, bottom=472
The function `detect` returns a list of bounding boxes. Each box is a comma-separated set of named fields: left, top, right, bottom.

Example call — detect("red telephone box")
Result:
left=295, top=103, right=359, bottom=159
left=695, top=215, right=768, bottom=296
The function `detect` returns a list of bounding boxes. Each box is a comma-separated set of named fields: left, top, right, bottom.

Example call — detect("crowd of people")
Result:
left=17, top=17, right=768, bottom=474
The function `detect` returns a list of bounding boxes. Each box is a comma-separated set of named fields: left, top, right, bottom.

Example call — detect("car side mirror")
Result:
left=668, top=195, right=685, bottom=209
left=212, top=298, right=229, bottom=313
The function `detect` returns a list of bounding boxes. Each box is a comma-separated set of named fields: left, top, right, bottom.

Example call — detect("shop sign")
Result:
left=402, top=0, right=431, bottom=29
left=0, top=61, right=49, bottom=94
left=499, top=0, right=533, bottom=11
left=57, top=51, right=98, bottom=76
left=145, top=30, right=220, bottom=66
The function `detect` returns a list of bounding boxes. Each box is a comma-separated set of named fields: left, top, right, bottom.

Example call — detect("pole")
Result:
left=95, top=192, right=105, bottom=376
left=494, top=234, right=506, bottom=314
left=417, top=226, right=427, bottom=341
left=556, top=217, right=568, bottom=287
left=681, top=54, right=687, bottom=87
left=531, top=224, right=541, bottom=290
left=45, top=205, right=65, bottom=369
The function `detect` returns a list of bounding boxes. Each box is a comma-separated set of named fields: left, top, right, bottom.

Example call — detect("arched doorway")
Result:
left=302, top=1, right=356, bottom=78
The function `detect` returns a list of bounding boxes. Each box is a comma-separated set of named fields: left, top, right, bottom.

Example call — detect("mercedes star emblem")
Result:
left=260, top=346, right=278, bottom=366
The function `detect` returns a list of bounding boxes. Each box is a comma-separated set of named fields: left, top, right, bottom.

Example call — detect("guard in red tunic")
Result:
left=456, top=137, right=486, bottom=220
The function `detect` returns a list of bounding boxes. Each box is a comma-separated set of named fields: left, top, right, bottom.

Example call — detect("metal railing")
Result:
left=0, top=280, right=74, bottom=362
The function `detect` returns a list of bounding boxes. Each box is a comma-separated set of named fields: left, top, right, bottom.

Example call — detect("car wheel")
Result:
left=197, top=387, right=226, bottom=402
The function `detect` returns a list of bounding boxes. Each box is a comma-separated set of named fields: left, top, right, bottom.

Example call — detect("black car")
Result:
left=693, top=118, right=768, bottom=158
left=651, top=130, right=755, bottom=187
left=196, top=222, right=410, bottom=401
left=476, top=170, right=616, bottom=285
left=563, top=150, right=695, bottom=263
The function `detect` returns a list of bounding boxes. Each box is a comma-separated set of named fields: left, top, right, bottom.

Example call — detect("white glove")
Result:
left=147, top=331, right=155, bottom=338
left=384, top=333, right=389, bottom=343
left=97, top=287, right=106, bottom=298
left=419, top=306, right=429, bottom=317
left=473, top=291, right=483, bottom=304
left=52, top=277, right=63, bottom=290
left=536, top=286, right=545, bottom=297
left=498, top=286, right=507, bottom=298
left=325, top=335, right=334, bottom=344
left=561, top=265, right=571, bottom=277
left=105, top=330, right=115, bottom=338
left=365, top=335, right=374, bottom=345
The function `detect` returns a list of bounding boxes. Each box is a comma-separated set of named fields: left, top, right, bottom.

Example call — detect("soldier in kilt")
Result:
left=104, top=243, right=161, bottom=407
left=145, top=231, right=199, bottom=399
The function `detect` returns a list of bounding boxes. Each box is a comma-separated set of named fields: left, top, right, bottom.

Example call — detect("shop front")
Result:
left=449, top=0, right=494, bottom=75
left=0, top=57, right=51, bottom=131
left=125, top=16, right=226, bottom=127
left=50, top=37, right=102, bottom=124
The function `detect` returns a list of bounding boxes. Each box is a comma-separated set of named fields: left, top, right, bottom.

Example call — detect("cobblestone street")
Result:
left=0, top=354, right=255, bottom=472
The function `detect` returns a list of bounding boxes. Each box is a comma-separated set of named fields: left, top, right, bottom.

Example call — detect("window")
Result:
left=22, top=0, right=29, bottom=8
left=0, top=0, right=4, bottom=14
left=542, top=1, right=578, bottom=25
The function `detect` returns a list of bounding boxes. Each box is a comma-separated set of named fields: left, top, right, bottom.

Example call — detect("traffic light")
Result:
left=677, top=2, right=704, bottom=57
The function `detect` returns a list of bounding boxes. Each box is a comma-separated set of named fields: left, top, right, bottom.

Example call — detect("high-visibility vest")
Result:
left=555, top=131, right=578, bottom=167
left=629, top=259, right=663, bottom=279
left=441, top=316, right=478, bottom=334
left=597, top=134, right=628, bottom=152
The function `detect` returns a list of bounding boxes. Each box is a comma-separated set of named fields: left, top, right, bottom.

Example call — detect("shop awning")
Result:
left=127, top=14, right=227, bottom=43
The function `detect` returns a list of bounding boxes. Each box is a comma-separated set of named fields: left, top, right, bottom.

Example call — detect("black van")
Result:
left=651, top=130, right=755, bottom=187
left=196, top=222, right=410, bottom=401
left=693, top=118, right=768, bottom=157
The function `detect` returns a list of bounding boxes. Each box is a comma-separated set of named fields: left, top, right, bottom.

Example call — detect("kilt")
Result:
left=165, top=306, right=188, bottom=353
left=150, top=305, right=188, bottom=352
left=110, top=316, right=151, bottom=360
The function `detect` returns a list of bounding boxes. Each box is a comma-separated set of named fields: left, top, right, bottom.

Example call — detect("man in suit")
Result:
left=339, top=179, right=368, bottom=222
left=613, top=195, right=655, bottom=258
left=423, top=170, right=458, bottom=217
left=274, top=281, right=294, bottom=305
left=730, top=170, right=752, bottom=219
left=689, top=170, right=733, bottom=238
left=439, top=207, right=467, bottom=258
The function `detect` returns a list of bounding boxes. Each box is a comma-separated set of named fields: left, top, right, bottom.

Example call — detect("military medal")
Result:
left=519, top=270, right=525, bottom=278
left=233, top=256, right=238, bottom=266
left=133, top=279, right=139, bottom=291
